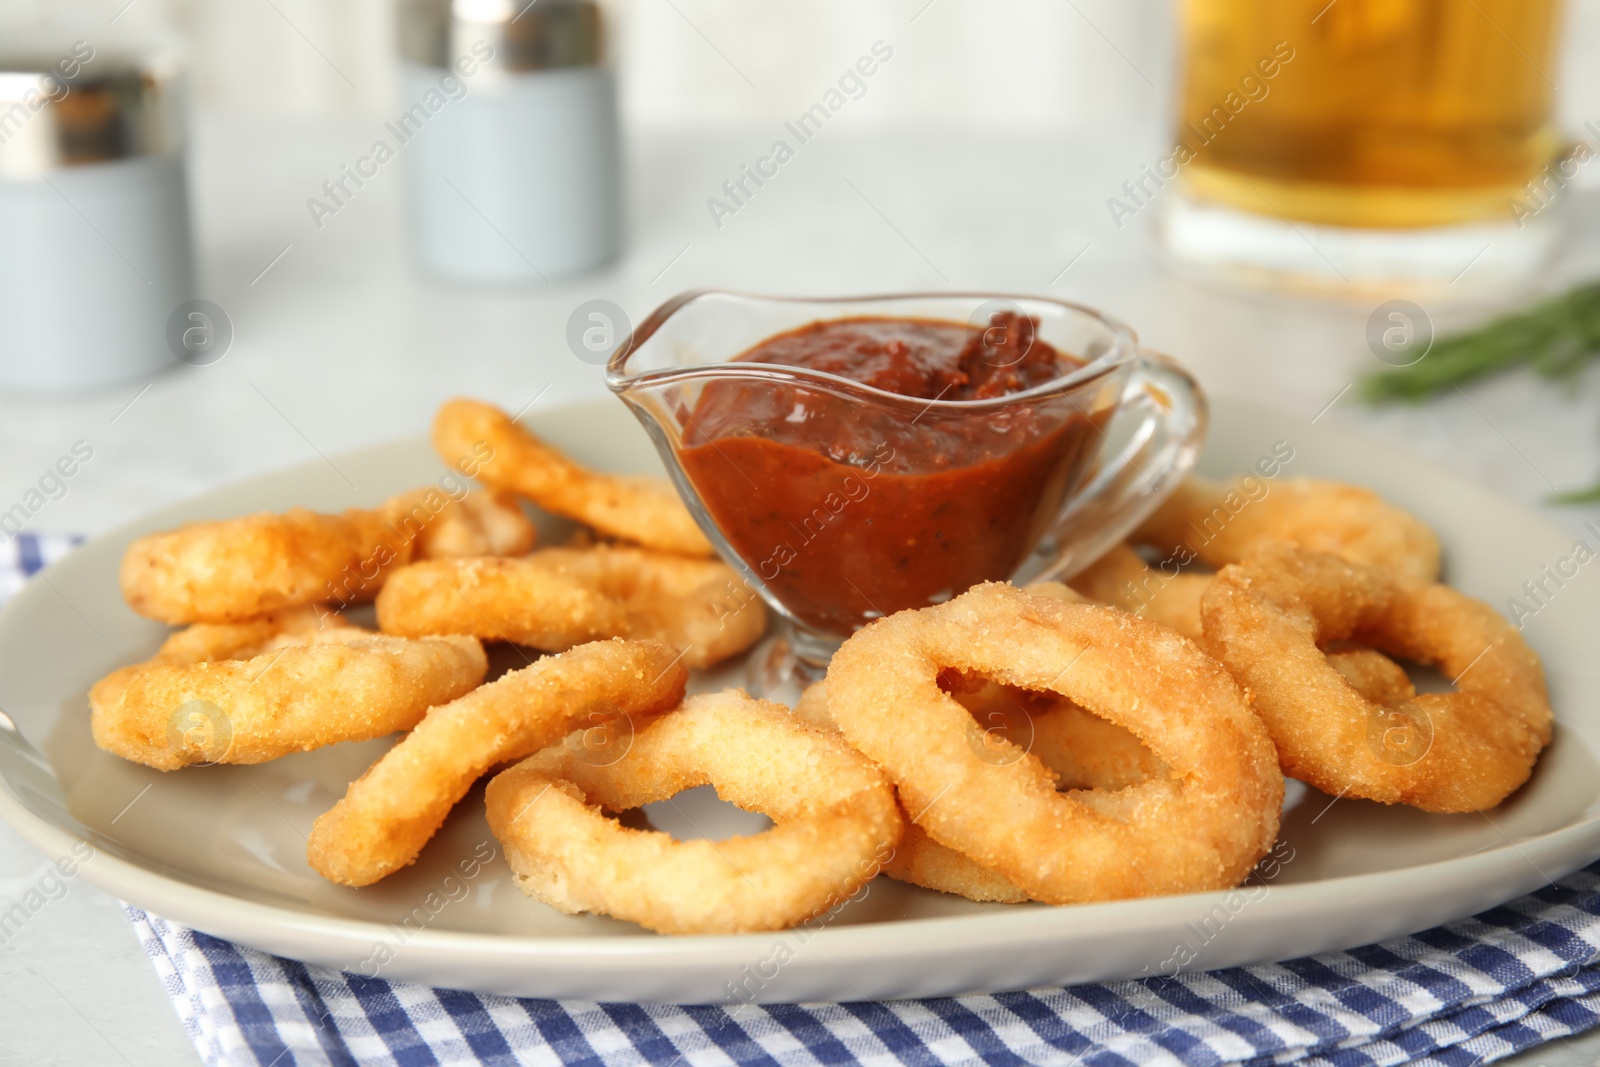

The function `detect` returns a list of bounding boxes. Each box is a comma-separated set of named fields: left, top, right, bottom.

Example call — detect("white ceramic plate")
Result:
left=1, top=397, right=1597, bottom=1004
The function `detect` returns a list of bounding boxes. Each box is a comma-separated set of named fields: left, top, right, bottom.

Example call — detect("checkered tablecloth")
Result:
left=9, top=532, right=1600, bottom=1067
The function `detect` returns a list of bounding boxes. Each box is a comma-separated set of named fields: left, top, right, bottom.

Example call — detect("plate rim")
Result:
left=3, top=764, right=1598, bottom=958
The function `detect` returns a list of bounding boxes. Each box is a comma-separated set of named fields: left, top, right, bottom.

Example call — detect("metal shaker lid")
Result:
left=0, top=43, right=184, bottom=180
left=398, top=0, right=605, bottom=73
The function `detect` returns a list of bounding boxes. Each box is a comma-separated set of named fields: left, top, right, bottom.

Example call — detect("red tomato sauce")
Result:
left=677, top=314, right=1099, bottom=633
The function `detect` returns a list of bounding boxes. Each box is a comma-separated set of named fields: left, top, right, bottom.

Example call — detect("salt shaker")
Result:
left=0, top=42, right=194, bottom=391
left=398, top=0, right=621, bottom=284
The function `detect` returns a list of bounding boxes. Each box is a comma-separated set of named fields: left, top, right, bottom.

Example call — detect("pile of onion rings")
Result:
left=87, top=392, right=1557, bottom=934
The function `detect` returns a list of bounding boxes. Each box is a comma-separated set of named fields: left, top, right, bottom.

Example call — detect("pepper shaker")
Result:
left=0, top=41, right=195, bottom=391
left=398, top=0, right=621, bottom=284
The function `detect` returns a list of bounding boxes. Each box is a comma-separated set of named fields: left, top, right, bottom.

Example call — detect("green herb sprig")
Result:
left=1360, top=281, right=1600, bottom=503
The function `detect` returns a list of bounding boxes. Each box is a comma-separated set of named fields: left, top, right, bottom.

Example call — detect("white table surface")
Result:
left=3, top=113, right=1600, bottom=1065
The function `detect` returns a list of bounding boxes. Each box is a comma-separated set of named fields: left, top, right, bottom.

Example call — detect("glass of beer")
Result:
left=1159, top=0, right=1567, bottom=292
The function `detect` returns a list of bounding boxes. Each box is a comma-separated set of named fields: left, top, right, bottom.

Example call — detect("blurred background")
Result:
left=56, top=0, right=1600, bottom=130
left=3, top=0, right=1600, bottom=536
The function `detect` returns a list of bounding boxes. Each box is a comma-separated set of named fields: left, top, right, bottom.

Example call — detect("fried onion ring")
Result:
left=376, top=556, right=626, bottom=650
left=432, top=399, right=713, bottom=557
left=1019, top=580, right=1089, bottom=605
left=375, top=545, right=765, bottom=668
left=307, top=638, right=688, bottom=886
left=485, top=689, right=902, bottom=933
left=896, top=684, right=1171, bottom=902
left=825, top=582, right=1282, bottom=904
left=884, top=824, right=1028, bottom=904
left=119, top=486, right=518, bottom=625
left=137, top=605, right=358, bottom=666
left=1201, top=544, right=1551, bottom=812
left=1327, top=647, right=1417, bottom=708
left=1066, top=544, right=1210, bottom=641
left=790, top=680, right=837, bottom=734
left=938, top=670, right=1164, bottom=792
left=794, top=676, right=1166, bottom=903
left=1135, top=476, right=1442, bottom=581
left=415, top=489, right=536, bottom=560
left=790, top=681, right=1034, bottom=903
left=1067, top=474, right=1440, bottom=638
left=90, top=615, right=486, bottom=772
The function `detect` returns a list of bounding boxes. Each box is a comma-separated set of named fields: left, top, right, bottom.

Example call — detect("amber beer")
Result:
left=1174, top=0, right=1564, bottom=230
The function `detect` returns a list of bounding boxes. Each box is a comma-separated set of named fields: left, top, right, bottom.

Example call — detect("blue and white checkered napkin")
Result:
left=123, top=877, right=1600, bottom=1067
left=0, top=530, right=79, bottom=603
left=10, top=532, right=1600, bottom=1067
